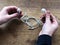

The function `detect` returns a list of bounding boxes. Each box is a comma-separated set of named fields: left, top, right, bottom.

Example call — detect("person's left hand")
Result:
left=0, top=6, right=22, bottom=24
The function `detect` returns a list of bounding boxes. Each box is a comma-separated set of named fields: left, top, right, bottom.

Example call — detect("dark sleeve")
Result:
left=36, top=35, right=52, bottom=45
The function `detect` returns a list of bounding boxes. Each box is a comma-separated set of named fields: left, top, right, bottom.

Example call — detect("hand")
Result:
left=39, top=11, right=58, bottom=36
left=0, top=6, right=22, bottom=25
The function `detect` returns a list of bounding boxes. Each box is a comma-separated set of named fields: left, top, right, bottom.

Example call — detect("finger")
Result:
left=40, top=14, right=46, bottom=23
left=46, top=10, right=50, bottom=14
left=50, top=13, right=57, bottom=23
left=3, top=6, right=18, bottom=11
left=40, top=13, right=46, bottom=19
left=2, top=6, right=18, bottom=14
left=18, top=11, right=23, bottom=18
left=6, top=6, right=18, bottom=14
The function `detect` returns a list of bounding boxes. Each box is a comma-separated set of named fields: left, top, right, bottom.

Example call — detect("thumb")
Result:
left=45, top=11, right=51, bottom=23
left=9, top=13, right=18, bottom=19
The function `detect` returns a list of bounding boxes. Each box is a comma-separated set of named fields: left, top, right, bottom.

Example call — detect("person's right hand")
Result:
left=0, top=6, right=23, bottom=25
left=39, top=11, right=58, bottom=36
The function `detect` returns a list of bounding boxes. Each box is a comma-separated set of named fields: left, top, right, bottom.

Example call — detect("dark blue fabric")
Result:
left=36, top=35, right=52, bottom=45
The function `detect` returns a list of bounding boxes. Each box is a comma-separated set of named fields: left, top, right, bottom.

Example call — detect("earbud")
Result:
left=17, top=8, right=21, bottom=13
left=41, top=8, right=46, bottom=13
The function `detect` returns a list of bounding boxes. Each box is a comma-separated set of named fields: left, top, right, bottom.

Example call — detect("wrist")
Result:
left=39, top=29, right=55, bottom=36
